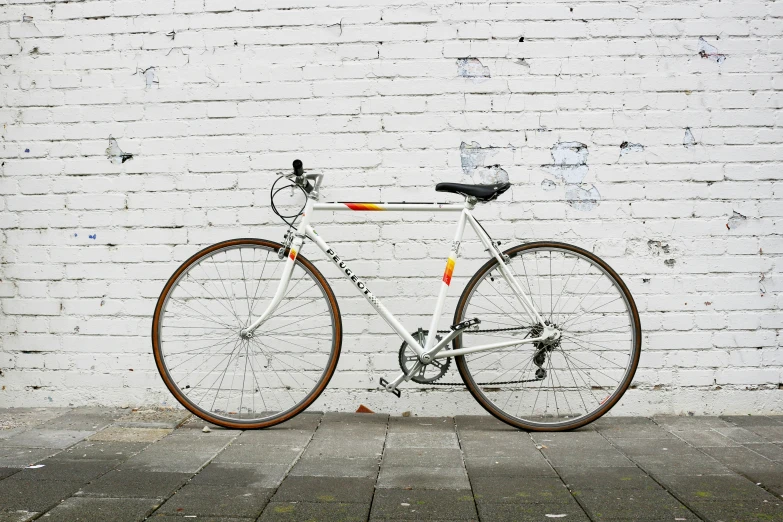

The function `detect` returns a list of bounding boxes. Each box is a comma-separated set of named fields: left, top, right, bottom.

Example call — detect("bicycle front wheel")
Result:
left=152, top=239, right=341, bottom=429
left=454, top=241, right=641, bottom=431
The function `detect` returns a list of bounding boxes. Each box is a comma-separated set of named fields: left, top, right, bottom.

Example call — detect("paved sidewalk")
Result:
left=0, top=408, right=782, bottom=521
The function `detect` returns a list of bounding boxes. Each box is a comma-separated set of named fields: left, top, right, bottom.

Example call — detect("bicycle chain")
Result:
left=424, top=324, right=543, bottom=386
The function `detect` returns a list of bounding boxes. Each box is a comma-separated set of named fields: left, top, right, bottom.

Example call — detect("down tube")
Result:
left=305, top=226, right=425, bottom=355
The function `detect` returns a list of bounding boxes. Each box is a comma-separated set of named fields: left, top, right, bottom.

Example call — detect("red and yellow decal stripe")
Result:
left=289, top=248, right=297, bottom=261
left=344, top=203, right=383, bottom=211
left=442, top=257, right=456, bottom=286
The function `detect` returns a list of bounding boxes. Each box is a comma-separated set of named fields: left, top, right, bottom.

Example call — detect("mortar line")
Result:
left=452, top=417, right=482, bottom=521
left=252, top=412, right=324, bottom=520
left=366, top=413, right=390, bottom=522
left=528, top=430, right=596, bottom=522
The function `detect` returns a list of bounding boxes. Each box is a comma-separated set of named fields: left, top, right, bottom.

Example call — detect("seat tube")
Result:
left=424, top=209, right=469, bottom=349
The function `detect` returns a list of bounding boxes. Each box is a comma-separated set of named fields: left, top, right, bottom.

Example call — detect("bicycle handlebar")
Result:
left=292, top=159, right=304, bottom=177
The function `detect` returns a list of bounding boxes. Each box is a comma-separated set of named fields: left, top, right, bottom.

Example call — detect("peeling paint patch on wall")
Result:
left=727, top=210, right=747, bottom=230
left=139, top=67, right=158, bottom=89
left=457, top=58, right=490, bottom=80
left=459, top=141, right=507, bottom=184
left=106, top=137, right=133, bottom=164
left=460, top=141, right=491, bottom=176
left=620, top=141, right=644, bottom=155
left=542, top=141, right=600, bottom=211
left=683, top=128, right=697, bottom=147
left=698, top=37, right=726, bottom=63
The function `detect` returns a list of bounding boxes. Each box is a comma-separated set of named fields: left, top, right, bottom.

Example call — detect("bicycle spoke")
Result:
left=458, top=244, right=638, bottom=428
left=155, top=242, right=339, bottom=426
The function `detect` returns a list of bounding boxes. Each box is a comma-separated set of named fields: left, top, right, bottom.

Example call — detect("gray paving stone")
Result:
left=701, top=446, right=781, bottom=475
left=370, top=489, right=478, bottom=520
left=631, top=452, right=732, bottom=476
left=0, top=478, right=83, bottom=511
left=213, top=444, right=304, bottom=465
left=305, top=438, right=385, bottom=459
left=472, top=476, right=573, bottom=504
left=3, top=429, right=95, bottom=449
left=0, top=408, right=66, bottom=433
left=0, top=511, right=38, bottom=522
left=120, top=447, right=225, bottom=473
left=455, top=415, right=523, bottom=432
left=609, top=437, right=694, bottom=456
left=234, top=428, right=313, bottom=446
left=272, top=476, right=376, bottom=504
left=39, top=496, right=160, bottom=522
left=155, top=485, right=273, bottom=518
left=5, top=459, right=115, bottom=482
left=88, top=427, right=172, bottom=443
left=0, top=468, right=19, bottom=480
left=713, top=426, right=768, bottom=444
left=382, top=447, right=464, bottom=468
left=529, top=431, right=607, bottom=446
left=654, top=415, right=734, bottom=430
left=572, top=489, right=692, bottom=520
left=114, top=409, right=191, bottom=429
left=688, top=499, right=783, bottom=522
left=545, top=449, right=637, bottom=468
left=390, top=416, right=456, bottom=432
left=190, top=462, right=289, bottom=488
left=751, top=472, right=783, bottom=496
left=746, top=443, right=783, bottom=460
left=657, top=474, right=779, bottom=503
left=77, top=470, right=190, bottom=499
left=0, top=448, right=59, bottom=468
left=289, top=456, right=380, bottom=478
left=267, top=412, right=321, bottom=431
left=745, top=425, right=783, bottom=443
left=42, top=409, right=128, bottom=431
left=377, top=466, right=470, bottom=490
left=260, top=501, right=369, bottom=522
left=721, top=415, right=783, bottom=427
left=49, top=441, right=149, bottom=461
left=559, top=467, right=664, bottom=491
left=385, top=431, right=459, bottom=449
left=463, top=456, right=557, bottom=477
left=476, top=502, right=590, bottom=522
left=672, top=428, right=740, bottom=448
left=321, top=412, right=389, bottom=425
left=147, top=514, right=256, bottom=522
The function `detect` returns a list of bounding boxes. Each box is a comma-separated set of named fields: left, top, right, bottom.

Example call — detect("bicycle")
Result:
left=152, top=160, right=641, bottom=431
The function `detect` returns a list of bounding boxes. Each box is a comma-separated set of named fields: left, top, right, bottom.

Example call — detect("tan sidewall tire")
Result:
left=454, top=241, right=641, bottom=432
left=151, top=238, right=342, bottom=429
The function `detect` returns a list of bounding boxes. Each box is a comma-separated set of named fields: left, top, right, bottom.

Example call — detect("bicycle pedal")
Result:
left=379, top=377, right=402, bottom=398
left=451, top=318, right=481, bottom=331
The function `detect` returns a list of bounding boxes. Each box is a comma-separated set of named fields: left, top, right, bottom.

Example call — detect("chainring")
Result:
left=398, top=328, right=451, bottom=384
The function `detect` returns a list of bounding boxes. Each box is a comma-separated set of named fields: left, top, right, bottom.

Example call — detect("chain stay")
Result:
left=425, top=324, right=543, bottom=386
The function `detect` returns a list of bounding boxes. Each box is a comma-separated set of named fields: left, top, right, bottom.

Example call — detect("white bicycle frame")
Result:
left=244, top=173, right=557, bottom=391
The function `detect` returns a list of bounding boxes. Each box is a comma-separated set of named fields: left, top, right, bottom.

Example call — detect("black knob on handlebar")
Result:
left=292, top=159, right=304, bottom=177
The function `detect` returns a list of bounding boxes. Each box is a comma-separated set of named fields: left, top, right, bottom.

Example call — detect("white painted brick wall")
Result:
left=1, top=0, right=781, bottom=415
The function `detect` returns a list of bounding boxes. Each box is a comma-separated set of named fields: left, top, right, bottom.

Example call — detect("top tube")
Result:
left=312, top=202, right=466, bottom=212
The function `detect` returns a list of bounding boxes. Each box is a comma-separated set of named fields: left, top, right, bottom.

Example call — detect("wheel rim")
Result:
left=456, top=244, right=639, bottom=429
left=155, top=242, right=339, bottom=426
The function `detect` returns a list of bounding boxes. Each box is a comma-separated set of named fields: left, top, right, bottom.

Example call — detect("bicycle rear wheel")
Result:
left=454, top=242, right=641, bottom=431
left=152, top=238, right=341, bottom=429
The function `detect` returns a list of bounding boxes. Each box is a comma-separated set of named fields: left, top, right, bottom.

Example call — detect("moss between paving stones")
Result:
left=258, top=501, right=369, bottom=521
